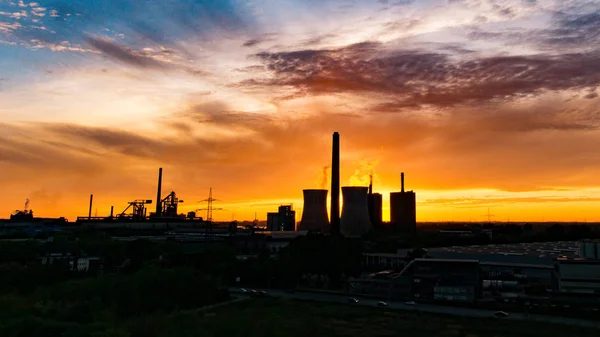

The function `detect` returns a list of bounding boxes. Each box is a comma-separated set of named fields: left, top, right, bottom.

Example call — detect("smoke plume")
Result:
left=348, top=158, right=380, bottom=186
left=319, top=165, right=330, bottom=189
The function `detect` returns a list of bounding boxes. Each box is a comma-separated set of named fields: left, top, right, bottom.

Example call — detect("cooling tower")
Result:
left=299, top=189, right=329, bottom=232
left=340, top=186, right=372, bottom=237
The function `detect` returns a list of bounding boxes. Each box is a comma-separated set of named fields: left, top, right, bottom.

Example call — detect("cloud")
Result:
left=0, top=123, right=109, bottom=175
left=466, top=9, right=600, bottom=51
left=85, top=35, right=171, bottom=69
left=0, top=21, right=22, bottom=34
left=246, top=42, right=600, bottom=109
left=10, top=89, right=597, bottom=194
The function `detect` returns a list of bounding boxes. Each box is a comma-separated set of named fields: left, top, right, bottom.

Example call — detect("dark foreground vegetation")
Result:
left=5, top=293, right=598, bottom=337
left=0, top=233, right=364, bottom=336
left=196, top=299, right=600, bottom=337
left=0, top=266, right=228, bottom=337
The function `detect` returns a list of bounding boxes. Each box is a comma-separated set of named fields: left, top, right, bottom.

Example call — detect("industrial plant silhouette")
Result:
left=3, top=132, right=416, bottom=236
left=298, top=131, right=417, bottom=236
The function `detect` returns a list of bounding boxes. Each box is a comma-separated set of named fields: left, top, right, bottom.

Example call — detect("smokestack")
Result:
left=401, top=172, right=405, bottom=193
left=88, top=194, right=93, bottom=219
left=156, top=167, right=163, bottom=216
left=330, top=132, right=340, bottom=234
left=369, top=174, right=373, bottom=195
left=110, top=206, right=114, bottom=218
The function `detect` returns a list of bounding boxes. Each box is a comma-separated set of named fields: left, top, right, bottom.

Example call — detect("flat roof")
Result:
left=414, top=258, right=479, bottom=263
left=364, top=253, right=403, bottom=258
left=558, top=258, right=600, bottom=265
left=480, top=262, right=555, bottom=269
left=428, top=241, right=580, bottom=259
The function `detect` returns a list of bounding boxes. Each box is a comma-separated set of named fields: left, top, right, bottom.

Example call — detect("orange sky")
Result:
left=2, top=0, right=600, bottom=222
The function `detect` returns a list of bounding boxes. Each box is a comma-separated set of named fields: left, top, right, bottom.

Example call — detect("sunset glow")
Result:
left=2, top=0, right=600, bottom=222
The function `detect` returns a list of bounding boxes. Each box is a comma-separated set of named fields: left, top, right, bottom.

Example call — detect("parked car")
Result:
left=377, top=301, right=388, bottom=307
left=348, top=298, right=359, bottom=304
left=494, top=311, right=509, bottom=317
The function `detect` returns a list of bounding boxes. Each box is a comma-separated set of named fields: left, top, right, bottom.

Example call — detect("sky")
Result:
left=2, top=0, right=600, bottom=222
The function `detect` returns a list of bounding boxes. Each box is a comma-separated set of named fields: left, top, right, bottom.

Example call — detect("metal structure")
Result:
left=299, top=189, right=329, bottom=232
left=159, top=191, right=184, bottom=217
left=330, top=132, right=341, bottom=235
left=340, top=186, right=372, bottom=237
left=119, top=199, right=152, bottom=219
left=483, top=208, right=495, bottom=223
left=198, top=188, right=222, bottom=222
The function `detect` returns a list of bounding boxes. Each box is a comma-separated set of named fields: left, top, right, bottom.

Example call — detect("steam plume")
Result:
left=348, top=158, right=380, bottom=186
left=319, top=165, right=330, bottom=189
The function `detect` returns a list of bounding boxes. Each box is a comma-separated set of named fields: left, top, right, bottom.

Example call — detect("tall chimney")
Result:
left=330, top=132, right=340, bottom=234
left=156, top=167, right=163, bottom=216
left=401, top=172, right=405, bottom=193
left=369, top=174, right=373, bottom=195
left=88, top=194, right=93, bottom=219
left=110, top=205, right=114, bottom=218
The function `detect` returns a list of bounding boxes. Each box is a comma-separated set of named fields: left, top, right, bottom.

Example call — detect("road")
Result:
left=230, top=288, right=600, bottom=329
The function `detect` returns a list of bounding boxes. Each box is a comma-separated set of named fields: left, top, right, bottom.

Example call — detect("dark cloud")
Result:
left=301, top=33, right=339, bottom=46
left=245, top=42, right=600, bottom=108
left=0, top=125, right=107, bottom=175
left=86, top=35, right=169, bottom=69
left=243, top=39, right=263, bottom=47
left=241, top=33, right=278, bottom=47
left=44, top=123, right=166, bottom=159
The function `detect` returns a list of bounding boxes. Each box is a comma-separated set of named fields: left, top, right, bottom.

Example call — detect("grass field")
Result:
left=121, top=298, right=599, bottom=337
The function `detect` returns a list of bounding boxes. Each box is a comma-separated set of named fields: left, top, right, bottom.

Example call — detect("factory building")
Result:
left=368, top=193, right=383, bottom=228
left=267, top=205, right=296, bottom=231
left=340, top=186, right=372, bottom=237
left=479, top=262, right=559, bottom=294
left=390, top=172, right=416, bottom=234
left=298, top=189, right=329, bottom=232
left=580, top=240, right=600, bottom=260
left=557, top=258, right=600, bottom=294
left=367, top=176, right=383, bottom=229
left=410, top=258, right=481, bottom=303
